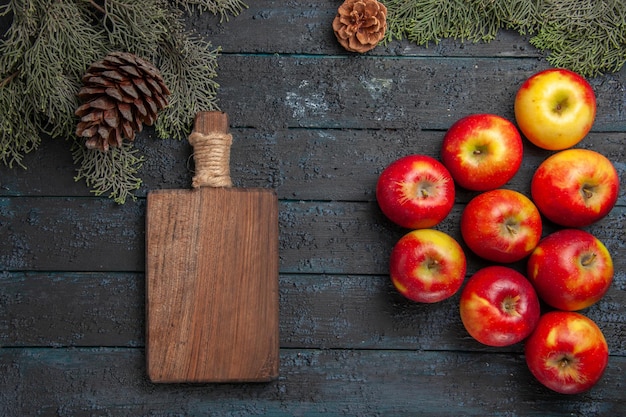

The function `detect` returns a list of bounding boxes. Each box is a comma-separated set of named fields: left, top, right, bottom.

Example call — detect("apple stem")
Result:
left=582, top=185, right=594, bottom=200
left=502, top=295, right=521, bottom=317
left=554, top=97, right=569, bottom=115
left=581, top=253, right=596, bottom=267
left=506, top=224, right=518, bottom=235
left=558, top=356, right=572, bottom=368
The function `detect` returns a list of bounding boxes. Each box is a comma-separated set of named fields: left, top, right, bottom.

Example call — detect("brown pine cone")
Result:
left=332, top=0, right=387, bottom=53
left=75, top=51, right=170, bottom=152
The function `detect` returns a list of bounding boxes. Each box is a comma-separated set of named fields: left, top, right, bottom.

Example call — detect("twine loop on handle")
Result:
left=188, top=131, right=233, bottom=188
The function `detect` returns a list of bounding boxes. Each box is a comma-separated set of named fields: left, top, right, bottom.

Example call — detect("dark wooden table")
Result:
left=1, top=1, right=625, bottom=415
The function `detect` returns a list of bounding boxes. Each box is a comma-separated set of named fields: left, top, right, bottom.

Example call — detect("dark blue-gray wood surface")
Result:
left=1, top=1, right=625, bottom=415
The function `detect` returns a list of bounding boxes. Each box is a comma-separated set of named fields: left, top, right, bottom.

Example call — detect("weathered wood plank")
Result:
left=1, top=197, right=624, bottom=275
left=1, top=129, right=624, bottom=206
left=2, top=272, right=624, bottom=356
left=0, top=130, right=193, bottom=198
left=0, top=272, right=143, bottom=347
left=190, top=0, right=543, bottom=58
left=278, top=274, right=626, bottom=355
left=145, top=186, right=280, bottom=383
left=1, top=348, right=625, bottom=417
left=0, top=197, right=145, bottom=272
left=214, top=54, right=626, bottom=131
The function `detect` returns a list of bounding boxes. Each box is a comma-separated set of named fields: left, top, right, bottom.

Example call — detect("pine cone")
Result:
left=75, top=51, right=170, bottom=152
left=332, top=0, right=387, bottom=53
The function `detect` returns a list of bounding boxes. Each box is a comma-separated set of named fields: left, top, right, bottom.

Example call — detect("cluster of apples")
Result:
left=376, top=69, right=620, bottom=395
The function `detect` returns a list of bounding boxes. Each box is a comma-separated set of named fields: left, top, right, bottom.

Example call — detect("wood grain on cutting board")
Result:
left=145, top=112, right=279, bottom=383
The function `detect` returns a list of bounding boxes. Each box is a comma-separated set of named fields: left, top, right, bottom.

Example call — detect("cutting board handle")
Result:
left=188, top=111, right=232, bottom=188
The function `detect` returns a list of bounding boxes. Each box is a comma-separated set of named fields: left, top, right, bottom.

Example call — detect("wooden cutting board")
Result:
left=145, top=111, right=279, bottom=383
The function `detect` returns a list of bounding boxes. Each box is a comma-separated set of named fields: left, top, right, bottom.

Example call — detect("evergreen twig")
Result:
left=383, top=0, right=626, bottom=77
left=98, top=0, right=173, bottom=61
left=173, top=0, right=248, bottom=22
left=0, top=0, right=246, bottom=203
left=0, top=76, right=40, bottom=168
left=0, top=71, right=19, bottom=89
left=156, top=31, right=221, bottom=141
left=383, top=0, right=502, bottom=46
left=72, top=140, right=144, bottom=204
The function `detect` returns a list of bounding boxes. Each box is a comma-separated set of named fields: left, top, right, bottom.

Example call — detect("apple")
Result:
left=441, top=113, right=523, bottom=191
left=376, top=154, right=455, bottom=229
left=525, top=311, right=609, bottom=394
left=460, top=189, right=542, bottom=263
left=531, top=148, right=619, bottom=227
left=389, top=229, right=467, bottom=303
left=527, top=229, right=614, bottom=311
left=514, top=68, right=596, bottom=150
left=459, top=266, right=540, bottom=347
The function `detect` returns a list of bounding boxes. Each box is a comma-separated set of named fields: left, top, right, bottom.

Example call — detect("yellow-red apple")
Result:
left=514, top=68, right=596, bottom=150
left=441, top=114, right=523, bottom=191
left=376, top=155, right=455, bottom=229
left=460, top=266, right=540, bottom=347
left=389, top=229, right=467, bottom=303
left=527, top=229, right=614, bottom=311
left=525, top=311, right=609, bottom=394
left=531, top=149, right=619, bottom=227
left=460, top=189, right=542, bottom=263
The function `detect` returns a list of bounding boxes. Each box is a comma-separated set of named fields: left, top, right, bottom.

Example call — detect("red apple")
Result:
left=441, top=113, right=523, bottom=191
left=460, top=189, right=542, bottom=263
left=459, top=266, right=540, bottom=347
left=376, top=154, right=455, bottom=229
left=514, top=68, right=596, bottom=150
left=527, top=229, right=614, bottom=311
left=389, top=229, right=467, bottom=303
left=531, top=149, right=619, bottom=227
left=525, top=311, right=609, bottom=394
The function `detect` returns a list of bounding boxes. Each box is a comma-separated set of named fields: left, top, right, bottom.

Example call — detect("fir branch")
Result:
left=99, top=0, right=174, bottom=61
left=0, top=71, right=19, bottom=88
left=470, top=0, right=541, bottom=34
left=87, top=0, right=107, bottom=15
left=72, top=140, right=144, bottom=204
left=2, top=1, right=107, bottom=140
left=155, top=31, right=221, bottom=141
left=0, top=1, right=43, bottom=79
left=527, top=0, right=626, bottom=77
left=531, top=25, right=626, bottom=77
left=37, top=1, right=107, bottom=78
left=382, top=0, right=626, bottom=77
left=1, top=0, right=244, bottom=203
left=0, top=76, right=40, bottom=168
left=173, top=0, right=248, bottom=22
left=80, top=0, right=224, bottom=141
left=383, top=0, right=502, bottom=46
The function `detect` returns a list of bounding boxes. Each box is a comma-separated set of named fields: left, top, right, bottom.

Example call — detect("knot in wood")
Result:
left=189, top=131, right=233, bottom=188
